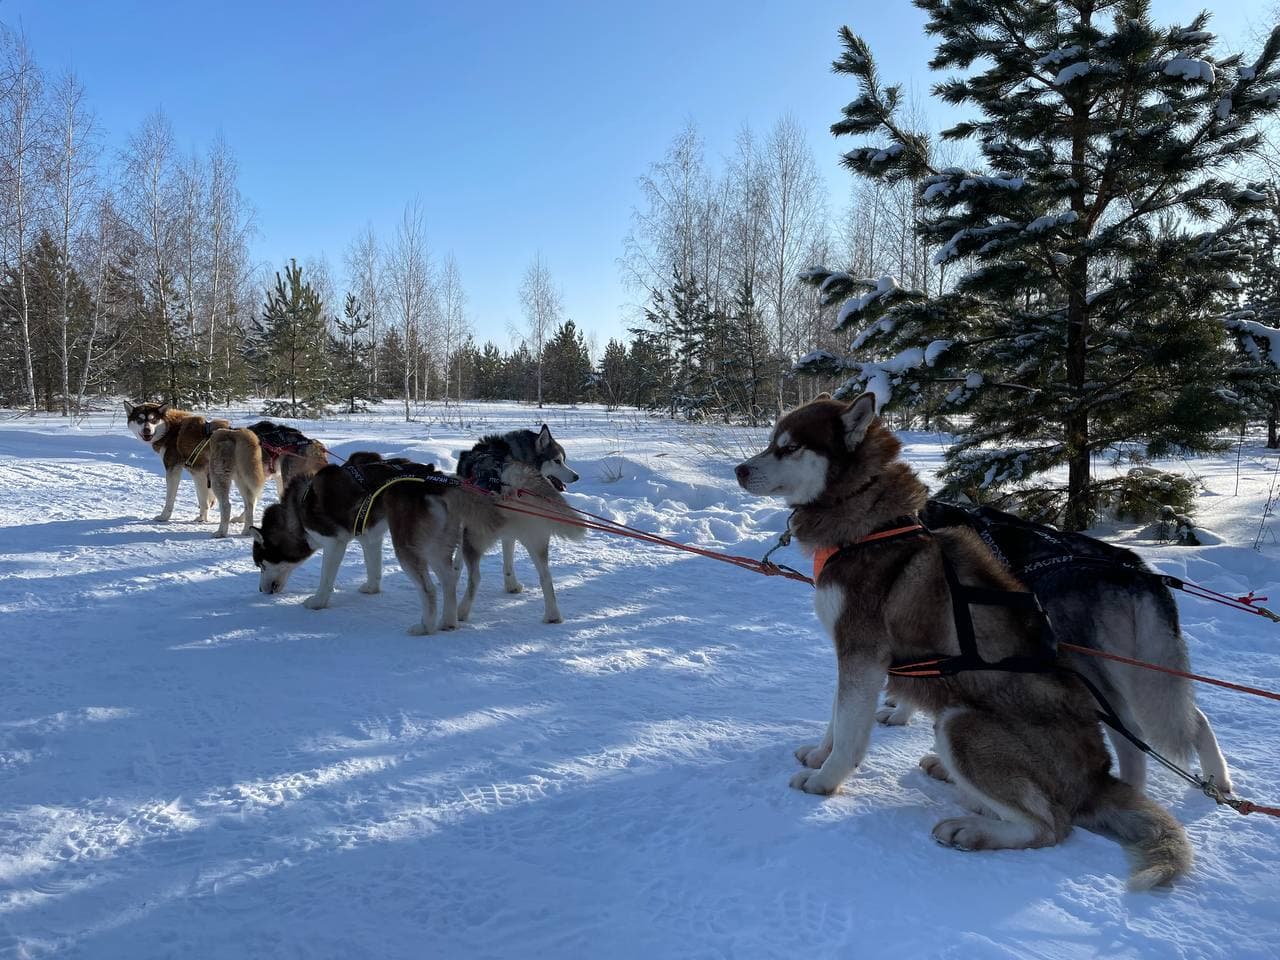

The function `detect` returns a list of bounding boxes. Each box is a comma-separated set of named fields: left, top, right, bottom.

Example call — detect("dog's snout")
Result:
left=735, top=464, right=751, bottom=481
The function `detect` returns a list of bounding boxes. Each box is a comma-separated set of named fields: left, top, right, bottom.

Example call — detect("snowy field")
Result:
left=1, top=400, right=1278, bottom=959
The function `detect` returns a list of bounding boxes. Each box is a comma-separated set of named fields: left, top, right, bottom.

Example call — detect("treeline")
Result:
left=0, top=28, right=257, bottom=413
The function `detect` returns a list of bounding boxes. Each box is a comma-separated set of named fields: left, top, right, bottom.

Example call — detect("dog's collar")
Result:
left=812, top=517, right=930, bottom=580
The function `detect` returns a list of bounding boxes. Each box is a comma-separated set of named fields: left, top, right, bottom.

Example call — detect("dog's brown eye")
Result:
left=779, top=444, right=800, bottom=456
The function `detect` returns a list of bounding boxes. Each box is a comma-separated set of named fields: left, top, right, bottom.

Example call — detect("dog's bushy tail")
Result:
left=1077, top=776, right=1192, bottom=891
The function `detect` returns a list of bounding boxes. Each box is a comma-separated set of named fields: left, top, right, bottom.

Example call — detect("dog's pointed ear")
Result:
left=536, top=424, right=552, bottom=452
left=122, top=399, right=135, bottom=415
left=157, top=402, right=171, bottom=418
left=250, top=527, right=264, bottom=545
left=840, top=392, right=877, bottom=446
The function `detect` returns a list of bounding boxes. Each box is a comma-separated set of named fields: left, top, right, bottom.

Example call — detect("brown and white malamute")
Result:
left=124, top=401, right=227, bottom=524
left=736, top=393, right=1191, bottom=890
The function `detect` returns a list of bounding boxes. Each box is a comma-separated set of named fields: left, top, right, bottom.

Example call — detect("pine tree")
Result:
left=261, top=259, right=330, bottom=418
left=502, top=342, right=538, bottom=403
left=1224, top=186, right=1280, bottom=447
left=376, top=326, right=407, bottom=398
left=472, top=340, right=504, bottom=399
left=668, top=269, right=713, bottom=414
left=150, top=264, right=196, bottom=408
left=632, top=268, right=715, bottom=416
left=627, top=331, right=669, bottom=411
left=597, top=338, right=630, bottom=410
left=800, top=9, right=1280, bottom=529
left=717, top=273, right=773, bottom=423
left=331, top=291, right=373, bottom=414
left=542, top=319, right=591, bottom=404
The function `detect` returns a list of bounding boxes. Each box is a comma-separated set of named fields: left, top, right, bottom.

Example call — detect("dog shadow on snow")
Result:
left=4, top=549, right=1224, bottom=956
left=0, top=515, right=225, bottom=554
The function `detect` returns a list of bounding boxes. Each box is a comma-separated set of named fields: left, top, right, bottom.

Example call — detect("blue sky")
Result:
left=6, top=1, right=1273, bottom=347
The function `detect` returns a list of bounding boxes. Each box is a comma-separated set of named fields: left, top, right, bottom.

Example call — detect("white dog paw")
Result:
left=152, top=514, right=171, bottom=523
left=919, top=754, right=951, bottom=782
left=876, top=704, right=913, bottom=726
left=789, top=769, right=842, bottom=796
left=358, top=582, right=381, bottom=595
left=793, top=743, right=831, bottom=769
left=407, top=622, right=436, bottom=636
left=439, top=621, right=458, bottom=632
left=211, top=530, right=229, bottom=540
left=543, top=613, right=563, bottom=624
left=504, top=580, right=524, bottom=594
left=303, top=595, right=330, bottom=610
left=932, top=817, right=984, bottom=850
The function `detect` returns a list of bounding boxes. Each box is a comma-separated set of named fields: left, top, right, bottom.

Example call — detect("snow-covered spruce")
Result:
left=800, top=10, right=1280, bottom=529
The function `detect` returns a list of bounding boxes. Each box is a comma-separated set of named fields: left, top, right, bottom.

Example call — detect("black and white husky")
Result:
left=251, top=453, right=464, bottom=633
left=455, top=425, right=585, bottom=623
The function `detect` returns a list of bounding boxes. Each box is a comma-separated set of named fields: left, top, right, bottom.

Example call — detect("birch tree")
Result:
left=121, top=110, right=181, bottom=404
left=760, top=114, right=825, bottom=411
left=385, top=200, right=434, bottom=419
left=73, top=189, right=119, bottom=413
left=203, top=134, right=249, bottom=403
left=47, top=68, right=98, bottom=415
left=517, top=252, right=562, bottom=408
left=0, top=33, right=46, bottom=411
left=437, top=252, right=470, bottom=406
left=345, top=223, right=383, bottom=395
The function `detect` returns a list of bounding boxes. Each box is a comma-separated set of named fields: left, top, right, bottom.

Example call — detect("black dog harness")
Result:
left=340, top=460, right=464, bottom=534
left=813, top=518, right=1057, bottom=679
left=819, top=514, right=1193, bottom=787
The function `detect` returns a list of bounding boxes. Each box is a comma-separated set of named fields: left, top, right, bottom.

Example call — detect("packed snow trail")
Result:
left=1, top=403, right=1277, bottom=958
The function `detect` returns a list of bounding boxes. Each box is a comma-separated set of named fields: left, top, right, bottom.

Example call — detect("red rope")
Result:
left=1233, top=799, right=1280, bottom=816
left=259, top=435, right=1280, bottom=701
left=1059, top=642, right=1280, bottom=702
left=480, top=489, right=813, bottom=584
left=1169, top=579, right=1280, bottom=622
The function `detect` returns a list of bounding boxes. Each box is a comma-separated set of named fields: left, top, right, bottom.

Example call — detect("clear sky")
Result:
left=6, top=1, right=1274, bottom=348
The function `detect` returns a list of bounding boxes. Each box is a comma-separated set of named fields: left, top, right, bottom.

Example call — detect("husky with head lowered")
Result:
left=252, top=452, right=464, bottom=632
left=454, top=425, right=585, bottom=624
left=252, top=443, right=583, bottom=632
left=124, top=400, right=229, bottom=523
left=736, top=393, right=1192, bottom=890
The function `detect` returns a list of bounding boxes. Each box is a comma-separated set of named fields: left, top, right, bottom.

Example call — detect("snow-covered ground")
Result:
left=1, top=401, right=1277, bottom=959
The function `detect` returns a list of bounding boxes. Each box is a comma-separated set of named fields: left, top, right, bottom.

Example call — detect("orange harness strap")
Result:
left=812, top=523, right=928, bottom=580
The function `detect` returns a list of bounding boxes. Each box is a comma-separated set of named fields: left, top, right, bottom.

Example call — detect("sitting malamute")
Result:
left=884, top=500, right=1232, bottom=794
left=124, top=400, right=228, bottom=523
left=736, top=393, right=1191, bottom=890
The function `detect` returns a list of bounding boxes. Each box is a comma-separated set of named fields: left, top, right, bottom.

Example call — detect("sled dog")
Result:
left=244, top=420, right=329, bottom=495
left=124, top=401, right=228, bottom=523
left=251, top=453, right=464, bottom=633
left=206, top=421, right=330, bottom=539
left=883, top=500, right=1232, bottom=794
left=454, top=425, right=586, bottom=624
left=736, top=394, right=1191, bottom=890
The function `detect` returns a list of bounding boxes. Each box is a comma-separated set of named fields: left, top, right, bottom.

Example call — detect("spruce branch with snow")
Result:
left=801, top=3, right=1280, bottom=530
